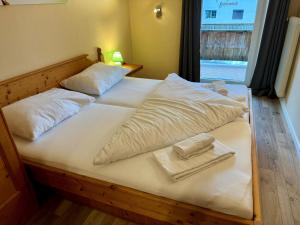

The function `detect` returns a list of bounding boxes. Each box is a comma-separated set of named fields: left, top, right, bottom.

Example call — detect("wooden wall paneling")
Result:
left=0, top=165, right=16, bottom=205
left=0, top=111, right=38, bottom=225
left=0, top=156, right=4, bottom=169
left=0, top=192, right=23, bottom=225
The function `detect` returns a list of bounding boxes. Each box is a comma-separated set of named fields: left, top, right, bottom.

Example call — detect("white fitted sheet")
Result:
left=14, top=103, right=253, bottom=219
left=95, top=77, right=249, bottom=109
left=95, top=77, right=161, bottom=108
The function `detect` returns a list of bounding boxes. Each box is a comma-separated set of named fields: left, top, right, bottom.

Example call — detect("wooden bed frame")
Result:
left=0, top=52, right=262, bottom=225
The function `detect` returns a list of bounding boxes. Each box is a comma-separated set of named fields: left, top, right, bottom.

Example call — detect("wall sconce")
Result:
left=154, top=5, right=162, bottom=18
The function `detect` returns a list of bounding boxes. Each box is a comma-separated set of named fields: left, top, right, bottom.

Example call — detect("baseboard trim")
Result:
left=279, top=98, right=300, bottom=155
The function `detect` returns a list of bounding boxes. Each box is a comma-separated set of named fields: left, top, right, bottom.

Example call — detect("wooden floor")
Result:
left=26, top=97, right=300, bottom=225
left=253, top=97, right=300, bottom=225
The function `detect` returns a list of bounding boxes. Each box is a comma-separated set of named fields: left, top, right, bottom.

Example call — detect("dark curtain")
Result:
left=250, top=0, right=291, bottom=97
left=179, top=0, right=202, bottom=82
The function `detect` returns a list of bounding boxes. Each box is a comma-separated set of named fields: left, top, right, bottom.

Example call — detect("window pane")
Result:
left=205, top=10, right=217, bottom=19
left=232, top=10, right=244, bottom=20
left=201, top=0, right=259, bottom=83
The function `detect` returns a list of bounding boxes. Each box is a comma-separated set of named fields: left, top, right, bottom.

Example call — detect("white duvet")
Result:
left=94, top=74, right=246, bottom=164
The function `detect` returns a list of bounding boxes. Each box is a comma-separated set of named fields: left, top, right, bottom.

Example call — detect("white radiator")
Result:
left=275, top=17, right=300, bottom=97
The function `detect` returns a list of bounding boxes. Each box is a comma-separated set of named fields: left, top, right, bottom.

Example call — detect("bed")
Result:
left=0, top=53, right=262, bottom=225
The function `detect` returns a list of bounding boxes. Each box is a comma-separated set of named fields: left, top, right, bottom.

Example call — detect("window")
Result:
left=205, top=10, right=217, bottom=19
left=232, top=10, right=244, bottom=19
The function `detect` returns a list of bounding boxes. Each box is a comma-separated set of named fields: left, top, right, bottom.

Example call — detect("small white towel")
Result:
left=176, top=144, right=213, bottom=160
left=153, top=140, right=235, bottom=182
left=173, top=133, right=215, bottom=159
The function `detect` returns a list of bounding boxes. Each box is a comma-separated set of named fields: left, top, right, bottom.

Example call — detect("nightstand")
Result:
left=122, top=63, right=143, bottom=77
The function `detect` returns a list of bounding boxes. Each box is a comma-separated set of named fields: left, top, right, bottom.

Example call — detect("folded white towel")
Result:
left=173, top=133, right=215, bottom=159
left=153, top=140, right=235, bottom=182
left=176, top=144, right=213, bottom=160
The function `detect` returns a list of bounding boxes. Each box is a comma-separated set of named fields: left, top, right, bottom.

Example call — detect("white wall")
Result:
left=0, top=0, right=132, bottom=81
left=129, top=0, right=182, bottom=80
left=279, top=4, right=300, bottom=152
left=0, top=0, right=182, bottom=82
left=280, top=40, right=300, bottom=152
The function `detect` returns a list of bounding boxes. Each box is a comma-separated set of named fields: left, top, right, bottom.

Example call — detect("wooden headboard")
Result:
left=0, top=48, right=103, bottom=107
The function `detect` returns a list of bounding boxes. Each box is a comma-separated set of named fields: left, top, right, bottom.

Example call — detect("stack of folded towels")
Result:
left=153, top=133, right=235, bottom=182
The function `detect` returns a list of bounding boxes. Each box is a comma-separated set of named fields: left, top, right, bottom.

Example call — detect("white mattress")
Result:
left=14, top=103, right=253, bottom=219
left=95, top=77, right=161, bottom=108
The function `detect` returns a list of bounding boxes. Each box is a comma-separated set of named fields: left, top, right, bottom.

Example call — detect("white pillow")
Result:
left=60, top=62, right=130, bottom=95
left=2, top=88, right=95, bottom=141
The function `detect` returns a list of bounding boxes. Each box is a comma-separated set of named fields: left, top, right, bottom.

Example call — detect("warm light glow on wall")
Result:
left=94, top=0, right=132, bottom=64
left=0, top=0, right=132, bottom=80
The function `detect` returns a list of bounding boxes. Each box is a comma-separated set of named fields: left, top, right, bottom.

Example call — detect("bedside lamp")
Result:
left=112, top=51, right=124, bottom=66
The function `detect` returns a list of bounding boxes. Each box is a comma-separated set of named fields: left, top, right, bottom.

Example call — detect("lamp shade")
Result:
left=112, top=51, right=124, bottom=65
